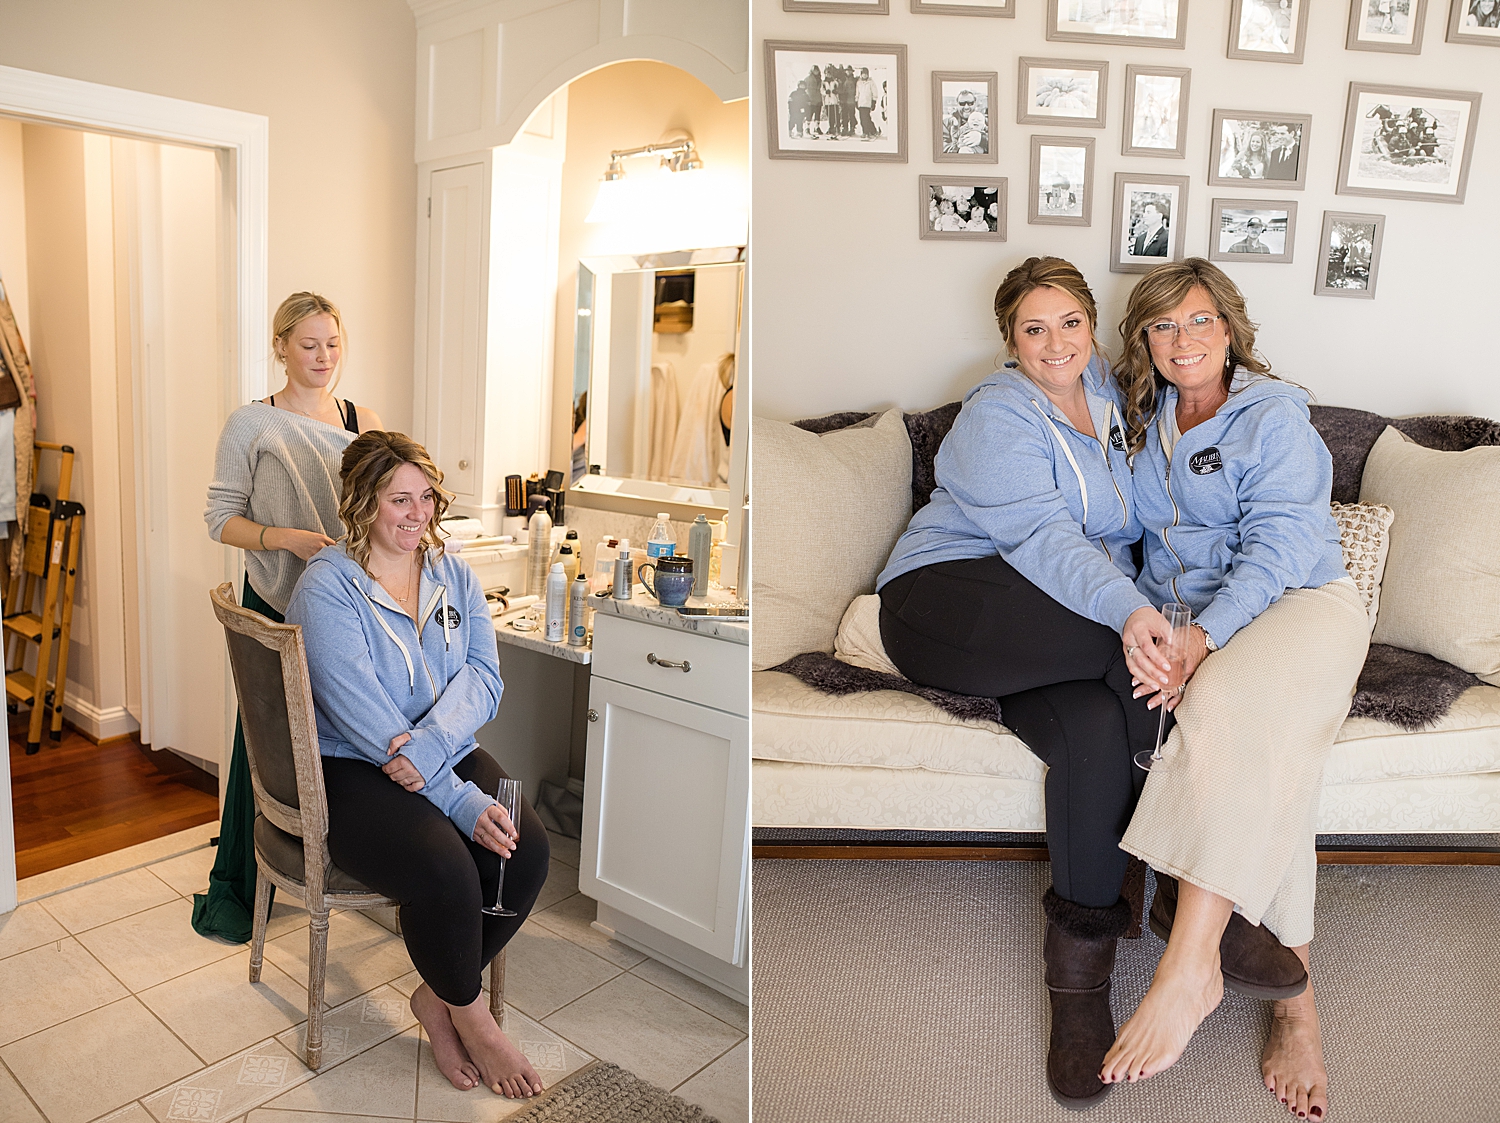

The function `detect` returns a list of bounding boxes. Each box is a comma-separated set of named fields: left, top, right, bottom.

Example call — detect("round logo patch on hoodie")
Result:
left=444, top=606, right=462, bottom=628
left=1189, top=447, right=1223, bottom=475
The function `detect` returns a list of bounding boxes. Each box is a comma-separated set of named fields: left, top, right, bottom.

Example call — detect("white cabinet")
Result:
left=580, top=610, right=749, bottom=980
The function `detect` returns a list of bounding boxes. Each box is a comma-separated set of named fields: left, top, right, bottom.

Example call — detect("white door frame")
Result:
left=0, top=64, right=268, bottom=914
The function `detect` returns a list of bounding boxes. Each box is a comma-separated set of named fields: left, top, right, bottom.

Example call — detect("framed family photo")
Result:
left=1346, top=0, right=1428, bottom=52
left=1016, top=58, right=1108, bottom=128
left=918, top=176, right=1008, bottom=240
left=1208, top=199, right=1297, bottom=262
left=1110, top=172, right=1189, bottom=273
left=765, top=40, right=908, bottom=161
left=1209, top=110, right=1311, bottom=188
left=1446, top=0, right=1500, bottom=44
left=1029, top=135, right=1095, bottom=225
left=1047, top=0, right=1188, bottom=46
left=932, top=71, right=999, bottom=162
left=1123, top=65, right=1191, bottom=157
left=1336, top=82, right=1482, bottom=202
left=912, top=0, right=1016, bottom=15
left=783, top=0, right=890, bottom=11
left=1228, top=0, right=1311, bottom=60
left=1314, top=211, right=1387, bottom=297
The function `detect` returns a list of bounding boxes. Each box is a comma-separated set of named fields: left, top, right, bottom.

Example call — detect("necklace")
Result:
left=273, top=390, right=336, bottom=422
left=376, top=553, right=420, bottom=612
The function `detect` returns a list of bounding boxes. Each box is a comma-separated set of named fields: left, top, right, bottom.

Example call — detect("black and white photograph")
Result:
left=1228, top=0, right=1310, bottom=60
left=1208, top=199, right=1297, bottom=262
left=1047, top=0, right=1187, bottom=46
left=1347, top=0, right=1428, bottom=51
left=1123, top=65, right=1190, bottom=156
left=1016, top=58, right=1107, bottom=128
left=932, top=71, right=998, bottom=163
left=1446, top=0, right=1500, bottom=45
left=1314, top=210, right=1387, bottom=297
left=1110, top=172, right=1189, bottom=272
left=1337, top=82, right=1481, bottom=202
left=783, top=0, right=890, bottom=11
left=764, top=40, right=908, bottom=161
left=918, top=175, right=1008, bottom=240
left=1029, top=135, right=1094, bottom=225
left=1209, top=110, right=1311, bottom=188
left=913, top=0, right=1016, bottom=15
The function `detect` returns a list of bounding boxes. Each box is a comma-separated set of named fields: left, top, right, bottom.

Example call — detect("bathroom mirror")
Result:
left=570, top=251, right=745, bottom=509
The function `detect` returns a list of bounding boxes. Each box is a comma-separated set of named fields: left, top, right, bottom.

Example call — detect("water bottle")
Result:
left=545, top=562, right=567, bottom=641
left=647, top=512, right=676, bottom=560
left=687, top=514, right=712, bottom=597
left=526, top=497, right=552, bottom=597
left=568, top=572, right=590, bottom=646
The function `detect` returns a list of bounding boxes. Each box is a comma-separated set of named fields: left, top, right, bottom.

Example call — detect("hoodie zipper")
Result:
left=1032, top=398, right=1130, bottom=560
left=1156, top=411, right=1189, bottom=603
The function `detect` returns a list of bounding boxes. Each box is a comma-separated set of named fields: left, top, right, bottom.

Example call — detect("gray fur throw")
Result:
left=1349, top=644, right=1480, bottom=730
left=769, top=651, right=1002, bottom=726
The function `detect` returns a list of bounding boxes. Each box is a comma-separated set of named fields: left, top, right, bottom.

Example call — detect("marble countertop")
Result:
left=592, top=588, right=749, bottom=645
left=491, top=606, right=592, bottom=664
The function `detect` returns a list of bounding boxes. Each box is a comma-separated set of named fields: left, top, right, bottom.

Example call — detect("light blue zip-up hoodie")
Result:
left=1134, top=371, right=1348, bottom=648
left=285, top=542, right=499, bottom=841
left=876, top=355, right=1153, bottom=632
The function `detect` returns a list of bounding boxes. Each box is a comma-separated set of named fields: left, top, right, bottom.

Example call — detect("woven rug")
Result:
left=752, top=859, right=1500, bottom=1123
left=506, top=1060, right=720, bottom=1123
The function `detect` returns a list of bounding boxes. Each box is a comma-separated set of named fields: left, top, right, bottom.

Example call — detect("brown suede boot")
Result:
left=1042, top=888, right=1131, bottom=1110
left=1148, top=874, right=1308, bottom=1000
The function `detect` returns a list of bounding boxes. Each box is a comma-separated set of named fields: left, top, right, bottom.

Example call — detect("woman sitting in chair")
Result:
left=286, top=430, right=549, bottom=1099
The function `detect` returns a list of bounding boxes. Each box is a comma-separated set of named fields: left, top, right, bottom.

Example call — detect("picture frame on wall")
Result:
left=1110, top=172, right=1189, bottom=272
left=1314, top=211, right=1387, bottom=297
left=933, top=71, right=999, bottom=162
left=919, top=175, right=1008, bottom=240
left=1123, top=65, right=1191, bottom=157
left=1016, top=58, right=1108, bottom=128
left=1047, top=0, right=1188, bottom=48
left=765, top=40, right=909, bottom=162
left=1227, top=0, right=1312, bottom=61
left=912, top=0, right=1016, bottom=16
left=1029, top=135, right=1095, bottom=226
left=1208, top=110, right=1311, bottom=188
left=1336, top=82, right=1482, bottom=202
left=1445, top=0, right=1500, bottom=45
left=1208, top=198, right=1298, bottom=262
left=1346, top=0, right=1428, bottom=52
left=783, top=0, right=890, bottom=12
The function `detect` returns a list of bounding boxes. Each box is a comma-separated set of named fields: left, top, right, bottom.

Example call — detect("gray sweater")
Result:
left=205, top=403, right=356, bottom=613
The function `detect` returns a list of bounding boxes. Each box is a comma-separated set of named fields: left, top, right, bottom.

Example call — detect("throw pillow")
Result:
left=1329, top=500, right=1395, bottom=629
left=1360, top=425, right=1500, bottom=686
left=833, top=594, right=904, bottom=677
left=751, top=409, right=913, bottom=671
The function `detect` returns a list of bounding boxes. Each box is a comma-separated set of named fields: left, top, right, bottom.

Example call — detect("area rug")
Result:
left=752, top=858, right=1500, bottom=1123
left=507, top=1060, right=720, bottom=1123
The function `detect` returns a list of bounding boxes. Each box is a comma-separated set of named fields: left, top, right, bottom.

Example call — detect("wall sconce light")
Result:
left=585, top=133, right=746, bottom=253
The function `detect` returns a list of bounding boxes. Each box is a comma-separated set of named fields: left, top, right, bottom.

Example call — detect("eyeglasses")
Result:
left=1146, top=314, right=1222, bottom=342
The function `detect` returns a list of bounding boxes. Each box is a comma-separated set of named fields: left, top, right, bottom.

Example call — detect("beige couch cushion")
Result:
left=1361, top=426, right=1500, bottom=685
left=751, top=410, right=913, bottom=670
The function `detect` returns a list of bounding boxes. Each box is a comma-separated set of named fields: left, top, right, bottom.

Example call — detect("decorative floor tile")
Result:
left=75, top=898, right=242, bottom=992
left=673, top=1039, right=748, bottom=1123
left=248, top=1109, right=410, bottom=1123
left=274, top=985, right=417, bottom=1069
left=0, top=901, right=68, bottom=960
left=261, top=910, right=413, bottom=1009
left=389, top=970, right=421, bottom=998
left=93, top=1104, right=157, bottom=1123
left=527, top=896, right=645, bottom=971
left=143, top=1038, right=313, bottom=1123
left=139, top=950, right=309, bottom=1065
left=40, top=867, right=179, bottom=934
left=0, top=936, right=129, bottom=1046
left=261, top=1030, right=417, bottom=1118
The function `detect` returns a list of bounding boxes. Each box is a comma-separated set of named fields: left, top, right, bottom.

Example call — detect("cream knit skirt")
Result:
left=1120, top=580, right=1369, bottom=948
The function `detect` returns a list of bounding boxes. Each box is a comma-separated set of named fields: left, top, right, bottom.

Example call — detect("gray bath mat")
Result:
left=506, top=1060, right=719, bottom=1123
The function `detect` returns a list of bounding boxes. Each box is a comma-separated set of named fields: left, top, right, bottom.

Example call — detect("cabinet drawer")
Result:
left=592, top=613, right=748, bottom=716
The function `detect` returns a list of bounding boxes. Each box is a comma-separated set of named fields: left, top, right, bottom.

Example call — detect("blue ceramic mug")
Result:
left=639, top=555, right=694, bottom=606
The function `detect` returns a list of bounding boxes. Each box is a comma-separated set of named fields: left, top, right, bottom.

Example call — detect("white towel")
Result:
left=0, top=407, right=15, bottom=525
left=667, top=361, right=729, bottom=487
left=647, top=361, right=678, bottom=481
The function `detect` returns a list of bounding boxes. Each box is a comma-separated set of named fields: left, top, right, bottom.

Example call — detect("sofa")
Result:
left=751, top=402, right=1500, bottom=840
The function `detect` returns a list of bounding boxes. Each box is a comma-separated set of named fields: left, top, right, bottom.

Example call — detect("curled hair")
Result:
left=273, top=291, right=347, bottom=389
left=992, top=256, right=1100, bottom=357
left=1115, top=257, right=1277, bottom=456
left=338, top=431, right=453, bottom=573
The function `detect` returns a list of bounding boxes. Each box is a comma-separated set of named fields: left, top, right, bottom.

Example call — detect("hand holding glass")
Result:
left=1135, top=603, right=1192, bottom=772
left=481, top=778, right=522, bottom=917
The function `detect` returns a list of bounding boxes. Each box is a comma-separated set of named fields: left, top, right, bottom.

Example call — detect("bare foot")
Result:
left=1101, top=943, right=1224, bottom=1083
left=411, top=983, right=480, bottom=1090
left=447, top=997, right=545, bottom=1098
left=1262, top=946, right=1328, bottom=1121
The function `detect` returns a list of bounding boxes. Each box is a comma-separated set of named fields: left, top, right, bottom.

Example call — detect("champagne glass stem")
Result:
left=1152, top=691, right=1169, bottom=763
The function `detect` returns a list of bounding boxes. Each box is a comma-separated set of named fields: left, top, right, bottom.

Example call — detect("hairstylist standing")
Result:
left=196, top=292, right=383, bottom=942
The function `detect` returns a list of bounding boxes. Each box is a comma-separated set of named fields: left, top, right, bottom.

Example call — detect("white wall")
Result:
left=752, top=0, right=1500, bottom=422
left=0, top=119, right=28, bottom=342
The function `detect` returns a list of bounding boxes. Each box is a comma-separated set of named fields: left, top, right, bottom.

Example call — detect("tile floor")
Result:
left=0, top=825, right=747, bottom=1123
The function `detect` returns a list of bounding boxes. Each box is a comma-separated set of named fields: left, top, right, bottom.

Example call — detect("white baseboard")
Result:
left=58, top=684, right=141, bottom=742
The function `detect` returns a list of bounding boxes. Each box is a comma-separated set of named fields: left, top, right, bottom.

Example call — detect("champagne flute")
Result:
left=481, top=778, right=522, bottom=917
left=1134, top=603, right=1192, bottom=772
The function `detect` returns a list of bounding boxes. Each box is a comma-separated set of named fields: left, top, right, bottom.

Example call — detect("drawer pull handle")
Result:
left=647, top=652, right=691, bottom=672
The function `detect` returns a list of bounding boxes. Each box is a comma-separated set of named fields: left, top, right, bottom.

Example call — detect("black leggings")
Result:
left=879, top=555, right=1169, bottom=909
left=323, top=749, right=550, bottom=1006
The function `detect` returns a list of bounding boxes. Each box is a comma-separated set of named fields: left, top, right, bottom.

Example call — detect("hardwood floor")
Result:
left=9, top=713, right=220, bottom=880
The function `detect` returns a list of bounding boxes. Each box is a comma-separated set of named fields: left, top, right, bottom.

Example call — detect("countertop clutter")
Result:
left=492, top=586, right=748, bottom=660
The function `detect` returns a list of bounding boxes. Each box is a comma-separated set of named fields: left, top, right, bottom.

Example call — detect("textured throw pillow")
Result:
left=752, top=409, right=913, bottom=671
left=834, top=594, right=903, bottom=677
left=1330, top=500, right=1395, bottom=629
left=1360, top=426, right=1500, bottom=685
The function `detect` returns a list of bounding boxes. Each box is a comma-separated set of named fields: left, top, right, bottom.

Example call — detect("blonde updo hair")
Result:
left=338, top=431, right=453, bottom=573
left=992, top=256, right=1101, bottom=358
left=272, top=292, right=347, bottom=388
left=1115, top=258, right=1278, bottom=456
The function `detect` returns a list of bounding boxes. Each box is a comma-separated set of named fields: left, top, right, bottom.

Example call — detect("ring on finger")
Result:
left=1126, top=645, right=1138, bottom=656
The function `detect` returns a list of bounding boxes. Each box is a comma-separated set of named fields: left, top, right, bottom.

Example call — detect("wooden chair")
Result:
left=209, top=582, right=505, bottom=1069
